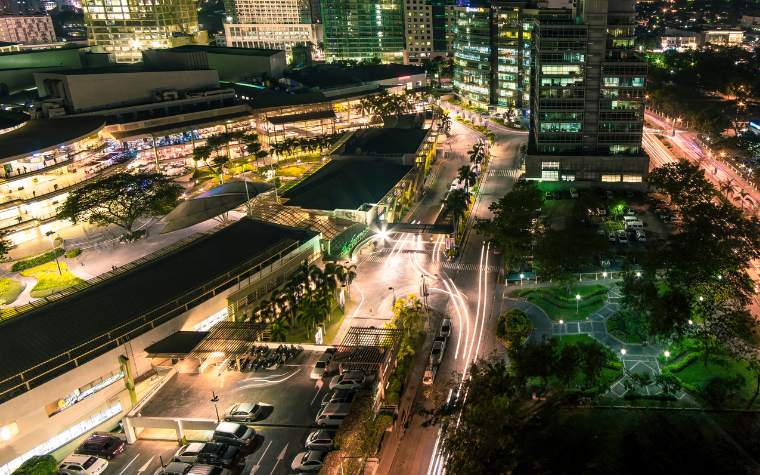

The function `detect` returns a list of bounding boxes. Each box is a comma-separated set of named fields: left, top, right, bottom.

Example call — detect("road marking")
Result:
left=250, top=440, right=273, bottom=473
left=268, top=443, right=289, bottom=475
left=117, top=454, right=140, bottom=475
left=310, top=384, right=324, bottom=406
left=136, top=456, right=154, bottom=474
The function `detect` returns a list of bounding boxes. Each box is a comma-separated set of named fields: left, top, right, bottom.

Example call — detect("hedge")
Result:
left=64, top=248, right=82, bottom=258
left=11, top=249, right=64, bottom=272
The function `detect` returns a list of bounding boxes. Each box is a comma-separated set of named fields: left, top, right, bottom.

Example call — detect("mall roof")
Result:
left=342, top=127, right=429, bottom=156
left=0, top=219, right=316, bottom=397
left=286, top=63, right=425, bottom=89
left=170, top=45, right=283, bottom=57
left=0, top=116, right=106, bottom=163
left=144, top=331, right=210, bottom=357
left=283, top=158, right=413, bottom=211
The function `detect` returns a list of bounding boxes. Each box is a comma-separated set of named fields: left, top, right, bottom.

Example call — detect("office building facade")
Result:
left=82, top=0, right=204, bottom=63
left=223, top=0, right=322, bottom=59
left=526, top=0, right=648, bottom=185
left=321, top=0, right=405, bottom=62
left=403, top=0, right=454, bottom=63
left=0, top=15, right=56, bottom=45
left=452, top=1, right=539, bottom=115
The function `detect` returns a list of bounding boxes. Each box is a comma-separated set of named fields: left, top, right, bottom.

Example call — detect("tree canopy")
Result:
left=57, top=172, right=182, bottom=240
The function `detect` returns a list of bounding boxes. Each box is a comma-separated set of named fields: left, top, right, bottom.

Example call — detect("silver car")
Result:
left=328, top=370, right=365, bottom=390
left=223, top=402, right=269, bottom=423
left=290, top=451, right=326, bottom=472
left=305, top=429, right=336, bottom=451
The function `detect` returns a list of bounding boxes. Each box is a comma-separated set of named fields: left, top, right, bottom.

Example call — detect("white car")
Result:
left=328, top=370, right=365, bottom=390
left=290, top=451, right=326, bottom=472
left=223, top=402, right=269, bottom=423
left=58, top=455, right=108, bottom=475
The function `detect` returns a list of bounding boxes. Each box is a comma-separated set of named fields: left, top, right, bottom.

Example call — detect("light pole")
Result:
left=519, top=273, right=525, bottom=286
left=389, top=286, right=396, bottom=307
left=575, top=293, right=581, bottom=315
left=44, top=230, right=62, bottom=276
left=210, top=391, right=220, bottom=423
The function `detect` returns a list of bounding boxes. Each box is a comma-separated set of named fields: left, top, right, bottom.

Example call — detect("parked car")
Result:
left=431, top=337, right=446, bottom=366
left=439, top=318, right=452, bottom=338
left=608, top=231, right=617, bottom=243
left=635, top=229, right=647, bottom=242
left=328, top=370, right=365, bottom=390
left=570, top=188, right=579, bottom=199
left=188, top=465, right=232, bottom=475
left=305, top=429, right=336, bottom=451
left=310, top=347, right=337, bottom=379
left=174, top=443, right=206, bottom=464
left=616, top=230, right=628, bottom=244
left=212, top=421, right=256, bottom=447
left=223, top=402, right=269, bottom=423
left=321, top=388, right=356, bottom=407
left=174, top=443, right=239, bottom=467
left=290, top=451, right=326, bottom=472
left=76, top=434, right=126, bottom=459
left=154, top=462, right=192, bottom=475
left=58, top=455, right=108, bottom=475
left=315, top=402, right=351, bottom=427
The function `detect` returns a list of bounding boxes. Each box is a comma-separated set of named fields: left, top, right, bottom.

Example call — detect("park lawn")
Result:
left=0, top=277, right=25, bottom=305
left=20, top=262, right=85, bottom=298
left=669, top=355, right=757, bottom=404
left=276, top=165, right=307, bottom=177
left=605, top=310, right=647, bottom=344
left=516, top=284, right=607, bottom=321
left=285, top=306, right=346, bottom=344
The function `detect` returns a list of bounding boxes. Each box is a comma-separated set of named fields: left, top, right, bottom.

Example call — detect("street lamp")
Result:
left=575, top=293, right=581, bottom=314
left=635, top=271, right=642, bottom=278
left=602, top=271, right=608, bottom=279
left=620, top=348, right=627, bottom=356
left=664, top=350, right=671, bottom=359
left=210, top=391, right=220, bottom=423
left=559, top=319, right=564, bottom=325
left=389, top=286, right=396, bottom=306
left=44, top=230, right=62, bottom=276
left=519, top=273, right=525, bottom=286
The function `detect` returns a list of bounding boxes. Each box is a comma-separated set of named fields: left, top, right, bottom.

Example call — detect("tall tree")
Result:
left=57, top=172, right=181, bottom=240
left=443, top=188, right=470, bottom=236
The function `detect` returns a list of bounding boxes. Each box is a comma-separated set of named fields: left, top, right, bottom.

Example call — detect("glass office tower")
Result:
left=83, top=0, right=202, bottom=63
left=321, top=0, right=405, bottom=62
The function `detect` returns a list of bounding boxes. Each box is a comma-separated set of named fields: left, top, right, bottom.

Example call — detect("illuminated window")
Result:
left=542, top=161, right=560, bottom=169
left=622, top=175, right=642, bottom=183
left=541, top=170, right=559, bottom=180
left=601, top=174, right=621, bottom=182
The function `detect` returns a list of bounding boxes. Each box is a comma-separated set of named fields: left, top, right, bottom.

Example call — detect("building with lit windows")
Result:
left=452, top=1, right=543, bottom=116
left=403, top=0, right=454, bottom=63
left=81, top=0, right=206, bottom=63
left=321, top=0, right=405, bottom=62
left=223, top=0, right=322, bottom=59
left=526, top=0, right=649, bottom=185
left=701, top=29, right=744, bottom=47
left=0, top=14, right=56, bottom=45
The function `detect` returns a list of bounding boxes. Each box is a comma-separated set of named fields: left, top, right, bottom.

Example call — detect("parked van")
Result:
left=625, top=220, right=644, bottom=230
left=310, top=347, right=336, bottom=379
left=315, top=402, right=352, bottom=427
left=623, top=215, right=638, bottom=222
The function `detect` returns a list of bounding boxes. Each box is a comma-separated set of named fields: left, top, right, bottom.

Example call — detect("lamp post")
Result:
left=575, top=293, right=581, bottom=315
left=519, top=273, right=525, bottom=286
left=210, top=391, right=220, bottom=423
left=389, top=286, right=396, bottom=307
left=44, top=230, right=62, bottom=276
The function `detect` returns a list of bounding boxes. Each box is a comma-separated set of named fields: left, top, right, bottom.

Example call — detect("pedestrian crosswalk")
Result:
left=441, top=261, right=500, bottom=273
left=488, top=169, right=522, bottom=178
left=361, top=253, right=499, bottom=272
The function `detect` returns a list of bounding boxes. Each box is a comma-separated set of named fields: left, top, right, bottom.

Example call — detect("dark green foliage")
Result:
left=12, top=455, right=57, bottom=475
left=11, top=248, right=64, bottom=272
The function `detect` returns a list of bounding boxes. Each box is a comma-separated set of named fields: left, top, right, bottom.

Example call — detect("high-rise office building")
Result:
left=223, top=0, right=322, bottom=59
left=0, top=14, right=56, bottom=44
left=82, top=0, right=204, bottom=63
left=403, top=0, right=454, bottom=63
left=452, top=1, right=540, bottom=116
left=321, top=0, right=405, bottom=62
left=526, top=0, right=648, bottom=185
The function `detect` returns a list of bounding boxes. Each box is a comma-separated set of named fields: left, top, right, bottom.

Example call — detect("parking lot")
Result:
left=102, top=349, right=331, bottom=475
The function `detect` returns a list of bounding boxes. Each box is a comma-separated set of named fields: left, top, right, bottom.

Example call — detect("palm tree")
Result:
left=269, top=320, right=289, bottom=341
left=457, top=165, right=477, bottom=189
left=438, top=112, right=452, bottom=136
left=719, top=179, right=735, bottom=199
left=444, top=188, right=471, bottom=236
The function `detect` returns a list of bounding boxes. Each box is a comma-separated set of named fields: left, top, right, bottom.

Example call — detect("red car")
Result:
left=76, top=434, right=126, bottom=459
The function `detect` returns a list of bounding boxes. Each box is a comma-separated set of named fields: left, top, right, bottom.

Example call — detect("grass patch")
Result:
left=20, top=262, right=85, bottom=298
left=0, top=278, right=24, bottom=305
left=284, top=306, right=346, bottom=344
left=516, top=285, right=608, bottom=321
left=276, top=165, right=307, bottom=177
left=668, top=355, right=757, bottom=405
left=605, top=310, right=647, bottom=344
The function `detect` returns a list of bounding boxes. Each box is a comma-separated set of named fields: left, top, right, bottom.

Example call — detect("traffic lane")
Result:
left=139, top=350, right=323, bottom=429
left=103, top=440, right=178, bottom=475
left=243, top=426, right=311, bottom=475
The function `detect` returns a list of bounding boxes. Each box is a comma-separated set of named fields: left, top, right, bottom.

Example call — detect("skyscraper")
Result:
left=403, top=0, right=454, bottom=63
left=526, top=0, right=648, bottom=185
left=223, top=0, right=322, bottom=59
left=82, top=0, right=204, bottom=63
left=452, top=1, right=540, bottom=116
left=321, top=0, right=405, bottom=62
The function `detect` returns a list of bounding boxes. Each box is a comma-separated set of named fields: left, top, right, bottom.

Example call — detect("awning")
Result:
left=107, top=111, right=252, bottom=140
left=266, top=109, right=336, bottom=126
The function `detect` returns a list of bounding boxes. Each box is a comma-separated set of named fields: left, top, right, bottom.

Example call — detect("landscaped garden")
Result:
left=514, top=284, right=608, bottom=321
left=605, top=309, right=647, bottom=344
left=20, top=262, right=85, bottom=298
left=0, top=277, right=24, bottom=305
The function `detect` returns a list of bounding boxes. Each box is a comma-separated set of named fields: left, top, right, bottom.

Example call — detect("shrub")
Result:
left=496, top=309, right=533, bottom=349
left=701, top=375, right=746, bottom=408
left=664, top=352, right=701, bottom=373
left=64, top=248, right=81, bottom=258
left=11, top=249, right=64, bottom=272
left=12, top=455, right=57, bottom=475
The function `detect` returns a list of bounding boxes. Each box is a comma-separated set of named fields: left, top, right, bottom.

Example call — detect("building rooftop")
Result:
left=0, top=116, right=105, bottom=163
left=283, top=158, right=413, bottom=211
left=0, top=219, right=316, bottom=393
left=170, top=45, right=283, bottom=57
left=144, top=331, right=210, bottom=357
left=343, top=127, right=428, bottom=156
left=285, top=63, right=424, bottom=89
